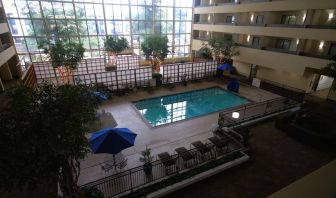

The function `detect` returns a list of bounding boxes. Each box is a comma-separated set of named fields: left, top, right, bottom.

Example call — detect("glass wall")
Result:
left=3, top=0, right=193, bottom=63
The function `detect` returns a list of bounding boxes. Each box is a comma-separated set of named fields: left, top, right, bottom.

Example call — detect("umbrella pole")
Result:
left=113, top=154, right=117, bottom=172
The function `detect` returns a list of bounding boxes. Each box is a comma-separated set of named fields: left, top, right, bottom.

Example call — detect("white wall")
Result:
left=317, top=75, right=334, bottom=91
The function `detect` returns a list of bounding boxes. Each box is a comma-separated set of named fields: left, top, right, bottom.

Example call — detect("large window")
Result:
left=280, top=15, right=297, bottom=25
left=276, top=39, right=291, bottom=50
left=3, top=0, right=193, bottom=62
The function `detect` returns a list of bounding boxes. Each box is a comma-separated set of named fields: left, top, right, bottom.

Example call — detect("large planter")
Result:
left=143, top=162, right=153, bottom=175
left=152, top=74, right=162, bottom=87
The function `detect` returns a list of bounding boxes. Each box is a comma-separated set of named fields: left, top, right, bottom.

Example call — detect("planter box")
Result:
left=146, top=152, right=250, bottom=198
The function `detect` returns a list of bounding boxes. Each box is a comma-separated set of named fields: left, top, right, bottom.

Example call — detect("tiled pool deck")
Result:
left=78, top=80, right=280, bottom=185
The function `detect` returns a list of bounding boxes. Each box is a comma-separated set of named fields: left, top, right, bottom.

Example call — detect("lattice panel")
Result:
left=116, top=55, right=140, bottom=70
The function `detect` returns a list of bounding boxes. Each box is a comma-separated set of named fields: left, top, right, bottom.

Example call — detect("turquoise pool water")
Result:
left=133, top=87, right=249, bottom=127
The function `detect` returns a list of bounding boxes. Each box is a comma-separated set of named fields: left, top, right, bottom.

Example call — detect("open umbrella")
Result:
left=89, top=128, right=137, bottom=171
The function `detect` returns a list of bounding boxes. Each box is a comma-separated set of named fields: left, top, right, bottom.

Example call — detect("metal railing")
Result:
left=80, top=131, right=246, bottom=198
left=218, top=97, right=300, bottom=128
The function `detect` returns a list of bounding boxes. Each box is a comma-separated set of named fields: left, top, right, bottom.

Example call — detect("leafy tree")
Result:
left=141, top=35, right=169, bottom=61
left=208, top=37, right=239, bottom=63
left=104, top=36, right=130, bottom=67
left=104, top=36, right=129, bottom=55
left=197, top=41, right=213, bottom=60
left=38, top=39, right=84, bottom=84
left=0, top=83, right=100, bottom=197
left=42, top=39, right=85, bottom=70
left=141, top=35, right=169, bottom=73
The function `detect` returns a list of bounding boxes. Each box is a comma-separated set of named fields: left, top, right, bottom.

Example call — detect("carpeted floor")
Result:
left=164, top=121, right=335, bottom=198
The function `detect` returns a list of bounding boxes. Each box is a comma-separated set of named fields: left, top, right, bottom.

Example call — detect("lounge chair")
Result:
left=175, top=147, right=195, bottom=167
left=100, top=158, right=128, bottom=173
left=158, top=152, right=178, bottom=175
left=100, top=162, right=114, bottom=173
left=191, top=141, right=213, bottom=160
left=208, top=136, right=229, bottom=154
left=116, top=158, right=128, bottom=169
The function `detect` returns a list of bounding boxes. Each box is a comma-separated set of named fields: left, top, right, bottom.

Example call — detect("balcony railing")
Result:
left=218, top=97, right=301, bottom=128
left=0, top=43, right=11, bottom=52
left=194, top=38, right=333, bottom=61
left=80, top=131, right=247, bottom=198
left=196, top=0, right=283, bottom=7
left=268, top=24, right=305, bottom=28
left=261, top=47, right=297, bottom=55
left=194, top=21, right=213, bottom=24
left=298, top=52, right=333, bottom=60
left=194, top=20, right=336, bottom=29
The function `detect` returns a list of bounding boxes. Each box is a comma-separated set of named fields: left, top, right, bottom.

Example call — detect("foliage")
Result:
left=0, top=83, right=100, bottom=197
left=322, top=55, right=336, bottom=79
left=78, top=186, right=104, bottom=198
left=197, top=42, right=213, bottom=60
left=41, top=39, right=85, bottom=69
left=208, top=37, right=239, bottom=62
left=139, top=146, right=154, bottom=164
left=141, top=35, right=170, bottom=60
left=104, top=36, right=130, bottom=54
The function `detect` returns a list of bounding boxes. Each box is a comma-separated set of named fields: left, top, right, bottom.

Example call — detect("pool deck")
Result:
left=78, top=80, right=280, bottom=185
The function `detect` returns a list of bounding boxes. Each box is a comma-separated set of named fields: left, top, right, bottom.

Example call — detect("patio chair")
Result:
left=116, top=158, right=128, bottom=169
left=100, top=162, right=114, bottom=173
left=191, top=141, right=213, bottom=160
left=208, top=136, right=229, bottom=154
left=175, top=147, right=196, bottom=167
left=158, top=152, right=178, bottom=175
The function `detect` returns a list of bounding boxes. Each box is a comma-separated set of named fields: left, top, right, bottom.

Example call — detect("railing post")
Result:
left=177, top=64, right=180, bottom=82
left=129, top=170, right=133, bottom=192
left=191, top=62, right=194, bottom=79
left=134, top=69, right=137, bottom=87
left=264, top=101, right=269, bottom=115
left=95, top=73, right=98, bottom=90
left=162, top=64, right=165, bottom=83
left=116, top=71, right=119, bottom=90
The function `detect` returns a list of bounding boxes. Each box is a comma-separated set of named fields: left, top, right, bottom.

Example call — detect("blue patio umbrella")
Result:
left=90, top=128, right=137, bottom=154
left=90, top=128, right=137, bottom=170
left=217, top=63, right=233, bottom=71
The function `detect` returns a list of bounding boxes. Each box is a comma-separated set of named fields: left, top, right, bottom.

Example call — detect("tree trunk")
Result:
left=59, top=157, right=81, bottom=198
left=57, top=65, right=73, bottom=85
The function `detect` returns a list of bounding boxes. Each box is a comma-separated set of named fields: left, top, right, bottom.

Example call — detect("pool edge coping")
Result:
left=129, top=85, right=254, bottom=129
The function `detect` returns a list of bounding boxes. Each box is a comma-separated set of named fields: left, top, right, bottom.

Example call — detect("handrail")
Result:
left=80, top=132, right=246, bottom=197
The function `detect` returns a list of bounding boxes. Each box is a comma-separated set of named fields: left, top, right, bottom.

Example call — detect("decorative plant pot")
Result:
left=143, top=162, right=153, bottom=175
left=152, top=74, right=162, bottom=87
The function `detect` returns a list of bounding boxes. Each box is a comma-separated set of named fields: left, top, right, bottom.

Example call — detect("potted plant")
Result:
left=197, top=42, right=213, bottom=60
left=152, top=73, right=163, bottom=87
left=141, top=35, right=169, bottom=73
left=139, top=146, right=154, bottom=175
left=104, top=36, right=130, bottom=70
left=208, top=37, right=239, bottom=64
left=41, top=39, right=85, bottom=84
